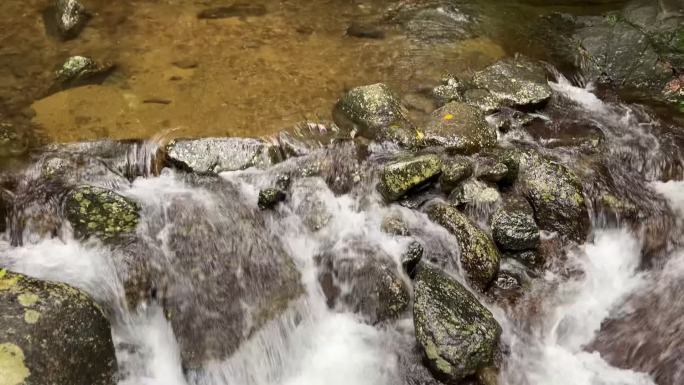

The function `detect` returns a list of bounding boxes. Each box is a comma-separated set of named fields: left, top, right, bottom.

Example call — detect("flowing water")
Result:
left=1, top=0, right=684, bottom=385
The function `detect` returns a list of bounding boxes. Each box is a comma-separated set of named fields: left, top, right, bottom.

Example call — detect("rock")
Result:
left=346, top=22, right=385, bottom=39
left=64, top=186, right=140, bottom=242
left=490, top=197, right=540, bottom=251
left=291, top=178, right=332, bottom=232
left=381, top=215, right=410, bottom=236
left=165, top=137, right=279, bottom=174
left=432, top=76, right=465, bottom=105
left=378, top=154, right=442, bottom=201
left=401, top=4, right=477, bottom=42
left=413, top=265, right=501, bottom=383
left=258, top=188, right=286, bottom=210
left=316, top=243, right=410, bottom=324
left=476, top=160, right=509, bottom=183
left=439, top=156, right=474, bottom=193
left=402, top=240, right=424, bottom=278
left=517, top=151, right=589, bottom=242
left=449, top=179, right=501, bottom=210
left=427, top=203, right=500, bottom=289
left=197, top=4, right=267, bottom=19
left=332, top=83, right=420, bottom=146
left=0, top=122, right=28, bottom=157
left=53, top=56, right=114, bottom=91
left=472, top=56, right=552, bottom=108
left=462, top=88, right=501, bottom=114
left=52, top=0, right=88, bottom=40
left=508, top=250, right=543, bottom=269
left=0, top=269, right=116, bottom=385
left=423, top=102, right=497, bottom=154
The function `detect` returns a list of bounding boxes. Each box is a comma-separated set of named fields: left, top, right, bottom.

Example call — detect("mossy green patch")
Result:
left=23, top=309, right=40, bottom=324
left=0, top=269, right=19, bottom=291
left=17, top=293, right=39, bottom=307
left=0, top=343, right=30, bottom=385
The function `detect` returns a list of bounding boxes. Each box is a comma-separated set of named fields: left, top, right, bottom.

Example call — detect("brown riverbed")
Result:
left=0, top=0, right=629, bottom=144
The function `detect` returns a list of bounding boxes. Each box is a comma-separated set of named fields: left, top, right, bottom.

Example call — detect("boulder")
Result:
left=315, top=243, right=410, bottom=324
left=462, top=88, right=501, bottom=114
left=0, top=269, right=116, bottom=385
left=258, top=188, right=286, bottom=210
left=476, top=159, right=509, bottom=183
left=402, top=240, right=424, bottom=278
left=517, top=151, right=589, bottom=242
left=64, top=185, right=140, bottom=242
left=448, top=179, right=501, bottom=210
left=291, top=178, right=332, bottom=231
left=332, top=83, right=420, bottom=146
left=427, top=203, right=499, bottom=289
left=432, top=76, right=465, bottom=105
left=472, top=56, right=552, bottom=108
left=397, top=3, right=478, bottom=43
left=165, top=137, right=279, bottom=174
left=490, top=197, right=540, bottom=251
left=381, top=215, right=410, bottom=236
left=423, top=102, right=497, bottom=154
left=378, top=155, right=442, bottom=201
left=439, top=156, right=474, bottom=193
left=413, top=265, right=501, bottom=383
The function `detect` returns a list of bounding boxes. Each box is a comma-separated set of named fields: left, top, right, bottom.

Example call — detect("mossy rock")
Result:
left=65, top=185, right=140, bottom=241
left=427, top=203, right=500, bottom=289
left=517, top=151, right=589, bottom=242
left=165, top=137, right=280, bottom=174
left=491, top=196, right=540, bottom=252
left=413, top=264, right=501, bottom=383
left=422, top=102, right=497, bottom=154
left=378, top=154, right=442, bottom=201
left=472, top=55, right=552, bottom=108
left=0, top=269, right=116, bottom=385
left=439, top=156, right=474, bottom=193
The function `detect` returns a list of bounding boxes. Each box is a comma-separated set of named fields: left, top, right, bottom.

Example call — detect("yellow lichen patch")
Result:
left=0, top=270, right=19, bottom=291
left=23, top=310, right=41, bottom=324
left=443, top=113, right=455, bottom=121
left=0, top=343, right=30, bottom=385
left=17, top=293, right=39, bottom=307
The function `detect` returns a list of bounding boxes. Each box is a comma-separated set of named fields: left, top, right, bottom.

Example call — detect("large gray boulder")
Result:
left=472, top=55, right=552, bottom=109
left=427, top=203, right=499, bottom=289
left=378, top=155, right=442, bottom=201
left=0, top=270, right=116, bottom=385
left=413, top=265, right=501, bottom=383
left=423, top=102, right=497, bottom=154
left=517, top=151, right=590, bottom=242
left=165, top=137, right=279, bottom=174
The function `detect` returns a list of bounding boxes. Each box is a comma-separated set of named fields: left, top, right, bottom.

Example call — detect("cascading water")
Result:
left=1, top=75, right=682, bottom=385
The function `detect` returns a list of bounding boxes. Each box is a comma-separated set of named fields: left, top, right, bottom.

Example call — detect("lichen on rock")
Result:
left=64, top=185, right=140, bottom=241
left=378, top=154, right=442, bottom=201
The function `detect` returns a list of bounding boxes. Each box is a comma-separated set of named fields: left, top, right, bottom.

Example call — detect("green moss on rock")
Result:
left=378, top=154, right=442, bottom=201
left=65, top=185, right=140, bottom=241
left=413, top=265, right=501, bottom=383
left=423, top=102, right=497, bottom=154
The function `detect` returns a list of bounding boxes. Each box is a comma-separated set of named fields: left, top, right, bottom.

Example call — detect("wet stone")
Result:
left=472, top=55, right=552, bottom=108
left=402, top=240, right=424, bottom=278
left=491, top=197, right=539, bottom=252
left=423, top=102, right=497, bottom=154
left=432, top=76, right=465, bottom=105
left=50, top=0, right=88, bottom=40
left=477, top=160, right=509, bottom=183
left=463, top=88, right=501, bottom=114
left=54, top=56, right=114, bottom=91
left=378, top=154, right=442, bottom=201
left=0, top=270, right=116, bottom=385
left=165, top=137, right=279, bottom=174
left=439, top=156, right=474, bottom=193
left=413, top=264, right=501, bottom=383
left=258, top=188, right=286, bottom=210
left=449, top=179, right=501, bottom=210
left=381, top=215, right=410, bottom=236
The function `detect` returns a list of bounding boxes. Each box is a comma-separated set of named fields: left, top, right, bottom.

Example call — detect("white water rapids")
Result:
left=1, top=80, right=682, bottom=385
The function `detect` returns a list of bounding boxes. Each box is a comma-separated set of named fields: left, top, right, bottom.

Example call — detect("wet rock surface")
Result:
left=53, top=56, right=114, bottom=92
left=64, top=185, right=140, bottom=242
left=258, top=188, right=286, bottom=210
left=47, top=0, right=89, bottom=40
left=491, top=197, right=540, bottom=251
left=378, top=154, right=442, bottom=201
left=0, top=270, right=116, bottom=385
left=165, top=137, right=278, bottom=174
left=427, top=203, right=499, bottom=289
left=413, top=264, right=501, bottom=383
left=423, top=102, right=497, bottom=154
left=439, top=156, right=473, bottom=193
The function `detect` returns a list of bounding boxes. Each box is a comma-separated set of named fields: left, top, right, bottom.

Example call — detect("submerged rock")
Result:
left=165, top=137, right=279, bottom=174
left=64, top=186, right=140, bottom=241
left=346, top=22, right=385, bottom=39
left=381, top=215, right=410, bottom=236
left=0, top=269, right=116, bottom=385
left=427, top=203, right=499, bottom=289
left=378, top=155, right=442, bottom=201
left=472, top=56, right=552, bottom=108
left=197, top=4, right=267, bottom=19
left=423, top=102, right=497, bottom=154
left=54, top=56, right=114, bottom=91
left=491, top=197, right=540, bottom=251
left=51, top=0, right=88, bottom=39
left=439, top=156, right=474, bottom=193
left=413, top=265, right=501, bottom=383
left=316, top=243, right=410, bottom=324
left=333, top=83, right=419, bottom=145
left=517, top=151, right=589, bottom=242
left=258, top=188, right=286, bottom=210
